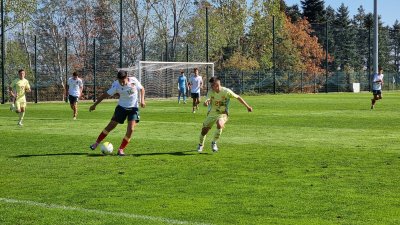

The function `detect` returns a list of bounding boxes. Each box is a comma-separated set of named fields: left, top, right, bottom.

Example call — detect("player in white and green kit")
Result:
left=9, top=69, right=31, bottom=126
left=197, top=76, right=253, bottom=152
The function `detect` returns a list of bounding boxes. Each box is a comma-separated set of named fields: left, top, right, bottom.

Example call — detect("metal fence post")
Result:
left=301, top=72, right=303, bottom=93
left=65, top=36, right=68, bottom=103
left=314, top=73, right=317, bottom=93
left=337, top=72, right=339, bottom=92
left=34, top=35, right=38, bottom=103
left=119, top=0, right=123, bottom=68
left=1, top=0, right=4, bottom=104
left=325, top=21, right=328, bottom=93
left=93, top=38, right=96, bottom=102
left=241, top=71, right=244, bottom=94
left=273, top=16, right=276, bottom=94
left=224, top=72, right=226, bottom=87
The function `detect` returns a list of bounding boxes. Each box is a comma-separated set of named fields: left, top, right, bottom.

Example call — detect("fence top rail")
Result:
left=138, top=61, right=214, bottom=65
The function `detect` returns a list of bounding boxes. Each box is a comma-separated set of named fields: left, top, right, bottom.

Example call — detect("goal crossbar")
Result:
left=118, top=61, right=214, bottom=81
left=138, top=61, right=214, bottom=82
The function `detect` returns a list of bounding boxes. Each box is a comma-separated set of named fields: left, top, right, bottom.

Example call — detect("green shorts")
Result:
left=202, top=114, right=228, bottom=128
left=15, top=99, right=27, bottom=111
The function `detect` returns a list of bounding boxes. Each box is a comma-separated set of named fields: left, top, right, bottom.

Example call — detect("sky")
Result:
left=284, top=0, right=399, bottom=26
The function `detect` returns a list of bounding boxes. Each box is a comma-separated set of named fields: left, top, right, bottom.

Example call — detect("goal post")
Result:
left=119, top=61, right=214, bottom=98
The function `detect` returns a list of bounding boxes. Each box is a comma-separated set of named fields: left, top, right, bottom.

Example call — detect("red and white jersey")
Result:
left=372, top=73, right=384, bottom=91
left=67, top=77, right=83, bottom=97
left=107, top=77, right=143, bottom=108
left=189, top=75, right=203, bottom=94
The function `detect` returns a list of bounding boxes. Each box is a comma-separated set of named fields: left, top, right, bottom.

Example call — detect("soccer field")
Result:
left=0, top=93, right=399, bottom=225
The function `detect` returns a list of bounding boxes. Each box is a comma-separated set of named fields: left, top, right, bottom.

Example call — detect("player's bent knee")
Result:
left=201, top=127, right=210, bottom=135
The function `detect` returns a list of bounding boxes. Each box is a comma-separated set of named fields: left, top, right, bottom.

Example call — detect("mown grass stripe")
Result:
left=0, top=198, right=212, bottom=225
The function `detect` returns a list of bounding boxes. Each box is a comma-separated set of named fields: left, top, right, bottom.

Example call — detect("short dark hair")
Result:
left=18, top=69, right=25, bottom=74
left=209, top=76, right=220, bottom=83
left=117, top=71, right=128, bottom=79
left=73, top=72, right=78, bottom=76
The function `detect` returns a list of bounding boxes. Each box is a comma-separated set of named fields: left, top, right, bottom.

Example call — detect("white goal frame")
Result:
left=118, top=61, right=214, bottom=98
left=137, top=61, right=214, bottom=82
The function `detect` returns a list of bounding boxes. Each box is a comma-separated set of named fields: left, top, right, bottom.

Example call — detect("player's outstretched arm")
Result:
left=89, top=92, right=110, bottom=112
left=237, top=96, right=253, bottom=112
left=8, top=86, right=15, bottom=98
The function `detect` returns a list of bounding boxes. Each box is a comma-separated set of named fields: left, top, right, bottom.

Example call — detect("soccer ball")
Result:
left=100, top=142, right=113, bottom=154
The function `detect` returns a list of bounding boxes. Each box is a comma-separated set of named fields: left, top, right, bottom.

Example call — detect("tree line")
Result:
left=2, top=0, right=399, bottom=91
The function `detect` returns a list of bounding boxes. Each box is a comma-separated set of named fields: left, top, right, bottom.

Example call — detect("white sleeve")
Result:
left=130, top=77, right=143, bottom=90
left=106, top=81, right=117, bottom=96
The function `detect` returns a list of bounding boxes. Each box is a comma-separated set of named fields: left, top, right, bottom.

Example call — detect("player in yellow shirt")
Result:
left=9, top=69, right=31, bottom=126
left=197, top=76, right=253, bottom=152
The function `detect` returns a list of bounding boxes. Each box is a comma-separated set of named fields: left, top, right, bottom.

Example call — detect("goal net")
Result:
left=119, top=61, right=214, bottom=98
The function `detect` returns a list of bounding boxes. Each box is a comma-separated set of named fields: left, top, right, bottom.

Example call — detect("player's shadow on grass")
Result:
left=131, top=150, right=198, bottom=157
left=12, top=150, right=209, bottom=158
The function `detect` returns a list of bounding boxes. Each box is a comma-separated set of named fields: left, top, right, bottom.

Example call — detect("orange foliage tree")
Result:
left=279, top=15, right=332, bottom=92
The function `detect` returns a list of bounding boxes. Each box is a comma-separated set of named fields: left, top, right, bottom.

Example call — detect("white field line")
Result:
left=0, top=198, right=212, bottom=225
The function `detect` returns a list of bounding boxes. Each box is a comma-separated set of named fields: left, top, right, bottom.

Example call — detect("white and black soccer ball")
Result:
left=100, top=142, right=113, bottom=154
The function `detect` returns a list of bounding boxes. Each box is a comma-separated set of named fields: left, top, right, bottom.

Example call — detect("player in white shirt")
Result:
left=66, top=72, right=84, bottom=120
left=89, top=71, right=146, bottom=156
left=188, top=68, right=203, bottom=113
left=371, top=67, right=384, bottom=109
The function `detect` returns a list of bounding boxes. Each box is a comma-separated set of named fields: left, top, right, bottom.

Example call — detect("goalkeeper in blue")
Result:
left=197, top=76, right=253, bottom=153
left=177, top=69, right=188, bottom=104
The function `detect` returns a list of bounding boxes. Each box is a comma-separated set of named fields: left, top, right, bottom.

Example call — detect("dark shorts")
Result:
left=372, top=90, right=382, bottom=95
left=191, top=93, right=200, bottom=99
left=68, top=95, right=79, bottom=104
left=112, top=105, right=140, bottom=124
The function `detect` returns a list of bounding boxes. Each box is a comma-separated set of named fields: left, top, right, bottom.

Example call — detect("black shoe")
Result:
left=90, top=143, right=98, bottom=150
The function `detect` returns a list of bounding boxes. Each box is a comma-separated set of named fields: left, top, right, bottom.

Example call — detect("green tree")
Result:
left=325, top=6, right=336, bottom=71
left=285, top=4, right=302, bottom=22
left=333, top=4, right=357, bottom=70
left=353, top=5, right=369, bottom=72
left=185, top=3, right=227, bottom=67
left=301, top=0, right=325, bottom=23
left=391, top=20, right=400, bottom=72
left=215, top=0, right=247, bottom=66
left=246, top=4, right=272, bottom=70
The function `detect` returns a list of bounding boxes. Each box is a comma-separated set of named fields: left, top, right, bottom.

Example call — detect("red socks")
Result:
left=96, top=130, right=108, bottom=143
left=119, top=137, right=130, bottom=150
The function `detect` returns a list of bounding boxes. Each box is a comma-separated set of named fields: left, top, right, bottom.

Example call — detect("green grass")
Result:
left=0, top=92, right=399, bottom=225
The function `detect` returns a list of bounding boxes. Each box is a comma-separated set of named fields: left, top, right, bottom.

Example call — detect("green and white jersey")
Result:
left=206, top=87, right=239, bottom=116
left=11, top=78, right=30, bottom=102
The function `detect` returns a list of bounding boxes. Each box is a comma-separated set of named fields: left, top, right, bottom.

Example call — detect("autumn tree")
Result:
left=280, top=16, right=329, bottom=92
